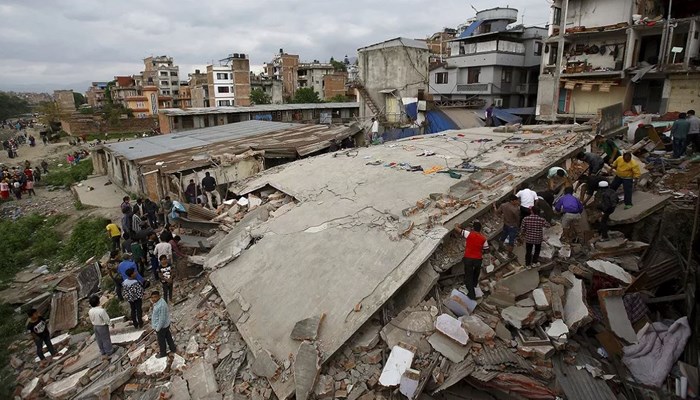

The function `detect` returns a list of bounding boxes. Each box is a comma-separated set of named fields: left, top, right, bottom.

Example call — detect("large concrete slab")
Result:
left=609, top=191, right=670, bottom=225
left=73, top=175, right=129, bottom=208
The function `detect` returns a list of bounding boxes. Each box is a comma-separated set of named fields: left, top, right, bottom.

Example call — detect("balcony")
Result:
left=456, top=83, right=490, bottom=94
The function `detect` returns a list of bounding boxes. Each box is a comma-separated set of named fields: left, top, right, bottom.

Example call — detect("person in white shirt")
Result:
left=370, top=117, right=379, bottom=143
left=88, top=295, right=113, bottom=357
left=154, top=237, right=173, bottom=263
left=687, top=109, right=700, bottom=152
left=515, top=183, right=538, bottom=223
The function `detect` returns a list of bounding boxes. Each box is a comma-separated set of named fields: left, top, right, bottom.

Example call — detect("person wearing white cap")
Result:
left=595, top=180, right=618, bottom=240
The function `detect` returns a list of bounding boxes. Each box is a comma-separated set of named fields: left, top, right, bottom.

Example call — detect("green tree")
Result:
left=37, top=101, right=68, bottom=128
left=72, top=92, right=87, bottom=108
left=330, top=59, right=347, bottom=72
left=291, top=87, right=321, bottom=104
left=326, top=94, right=350, bottom=103
left=250, top=88, right=272, bottom=105
left=0, top=92, right=31, bottom=120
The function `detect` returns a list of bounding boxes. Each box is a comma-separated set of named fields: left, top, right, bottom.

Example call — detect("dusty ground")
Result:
left=0, top=127, right=75, bottom=168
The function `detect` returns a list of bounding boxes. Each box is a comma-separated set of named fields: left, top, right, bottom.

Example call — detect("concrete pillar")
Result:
left=660, top=78, right=672, bottom=114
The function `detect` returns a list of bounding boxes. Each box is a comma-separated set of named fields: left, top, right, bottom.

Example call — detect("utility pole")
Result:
left=550, top=0, right=569, bottom=122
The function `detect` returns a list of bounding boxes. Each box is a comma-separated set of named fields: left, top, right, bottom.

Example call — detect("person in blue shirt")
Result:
left=150, top=290, right=177, bottom=358
left=554, top=187, right=584, bottom=243
left=117, top=254, right=144, bottom=284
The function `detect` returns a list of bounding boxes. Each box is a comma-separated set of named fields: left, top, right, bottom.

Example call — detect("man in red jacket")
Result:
left=454, top=221, right=489, bottom=300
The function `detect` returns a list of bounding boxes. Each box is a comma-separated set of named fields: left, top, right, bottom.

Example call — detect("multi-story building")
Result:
left=536, top=0, right=700, bottom=121
left=250, top=74, right=284, bottom=104
left=266, top=49, right=299, bottom=101
left=188, top=70, right=208, bottom=108
left=54, top=90, right=76, bottom=112
left=207, top=64, right=236, bottom=107
left=86, top=82, right=108, bottom=108
left=179, top=82, right=192, bottom=109
left=355, top=38, right=430, bottom=124
left=424, top=29, right=458, bottom=64
left=323, top=72, right=350, bottom=100
left=298, top=61, right=335, bottom=98
left=429, top=8, right=546, bottom=109
left=111, top=76, right=138, bottom=107
left=142, top=56, right=181, bottom=107
left=230, top=53, right=251, bottom=107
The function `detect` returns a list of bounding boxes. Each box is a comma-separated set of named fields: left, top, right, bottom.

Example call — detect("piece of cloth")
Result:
left=498, top=202, right=520, bottom=227
left=611, top=176, right=634, bottom=206
left=554, top=194, right=583, bottom=214
left=88, top=307, right=110, bottom=326
left=462, top=230, right=488, bottom=259
left=463, top=258, right=482, bottom=300
left=106, top=223, right=121, bottom=238
left=671, top=119, right=690, bottom=140
left=156, top=326, right=177, bottom=357
left=151, top=298, right=171, bottom=331
left=521, top=215, right=550, bottom=244
left=612, top=156, right=641, bottom=179
left=515, top=188, right=538, bottom=208
left=94, top=325, right=113, bottom=356
left=623, top=317, right=691, bottom=387
left=525, top=243, right=541, bottom=266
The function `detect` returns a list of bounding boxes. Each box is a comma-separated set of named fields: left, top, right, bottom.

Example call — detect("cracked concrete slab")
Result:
left=294, top=341, right=320, bottom=400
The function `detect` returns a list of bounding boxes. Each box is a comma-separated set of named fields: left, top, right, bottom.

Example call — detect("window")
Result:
left=535, top=42, right=543, bottom=56
left=217, top=86, right=230, bottom=93
left=170, top=71, right=177, bottom=77
left=216, top=73, right=229, bottom=80
left=467, top=67, right=480, bottom=84
left=160, top=80, right=169, bottom=86
left=160, top=71, right=168, bottom=77
left=479, top=23, right=491, bottom=34
left=501, top=68, right=512, bottom=83
left=435, top=72, right=448, bottom=84
left=548, top=43, right=559, bottom=65
left=161, top=90, right=170, bottom=95
left=553, top=7, right=562, bottom=26
left=171, top=81, right=178, bottom=86
left=172, top=90, right=179, bottom=96
left=218, top=100, right=231, bottom=106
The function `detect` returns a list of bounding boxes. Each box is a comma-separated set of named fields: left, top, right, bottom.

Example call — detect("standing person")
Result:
left=370, top=117, right=379, bottom=143
left=130, top=238, right=146, bottom=278
left=687, top=110, right=700, bottom=152
left=12, top=180, right=21, bottom=200
left=109, top=251, right=124, bottom=301
left=610, top=153, right=641, bottom=209
left=521, top=207, right=551, bottom=267
left=554, top=187, right=584, bottom=243
left=576, top=151, right=605, bottom=175
left=120, top=196, right=132, bottom=215
left=595, top=134, right=620, bottom=166
left=132, top=198, right=145, bottom=218
left=485, top=103, right=495, bottom=127
left=493, top=194, right=520, bottom=257
left=184, top=180, right=197, bottom=204
left=144, top=198, right=159, bottom=228
left=40, top=131, right=48, bottom=146
left=117, top=254, right=145, bottom=283
left=106, top=222, right=122, bottom=252
left=122, top=269, right=144, bottom=329
left=454, top=221, right=489, bottom=300
left=0, top=179, right=9, bottom=201
left=120, top=233, right=133, bottom=254
left=201, top=172, right=220, bottom=209
left=157, top=255, right=174, bottom=303
left=596, top=181, right=618, bottom=240
left=515, top=183, right=538, bottom=222
left=169, top=235, right=186, bottom=264
left=155, top=236, right=173, bottom=263
left=41, top=160, right=49, bottom=174
left=26, top=308, right=57, bottom=365
left=150, top=291, right=177, bottom=358
left=670, top=112, right=691, bottom=159
left=146, top=232, right=159, bottom=281
left=160, top=196, right=173, bottom=226
left=88, top=295, right=113, bottom=358
left=33, top=167, right=41, bottom=183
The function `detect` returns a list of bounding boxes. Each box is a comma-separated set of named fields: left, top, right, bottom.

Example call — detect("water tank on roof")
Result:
left=475, top=7, right=518, bottom=23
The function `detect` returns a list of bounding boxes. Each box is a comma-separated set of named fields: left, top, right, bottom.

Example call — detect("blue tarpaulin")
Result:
left=405, top=102, right=418, bottom=120
left=459, top=20, right=483, bottom=38
left=426, top=110, right=459, bottom=134
left=382, top=128, right=422, bottom=142
left=493, top=109, right=522, bottom=125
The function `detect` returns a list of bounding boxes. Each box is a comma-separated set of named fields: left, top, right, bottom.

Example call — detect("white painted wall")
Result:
left=566, top=0, right=633, bottom=28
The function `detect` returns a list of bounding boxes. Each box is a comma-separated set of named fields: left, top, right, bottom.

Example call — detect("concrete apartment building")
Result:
left=142, top=56, right=181, bottom=107
left=188, top=70, right=208, bottom=108
left=110, top=76, right=138, bottom=107
left=86, top=82, right=108, bottom=108
left=429, top=8, right=546, bottom=109
left=207, top=64, right=236, bottom=107
left=537, top=0, right=700, bottom=121
left=298, top=61, right=335, bottom=96
left=179, top=82, right=192, bottom=109
left=355, top=38, right=430, bottom=124
left=266, top=50, right=300, bottom=101
left=250, top=74, right=284, bottom=104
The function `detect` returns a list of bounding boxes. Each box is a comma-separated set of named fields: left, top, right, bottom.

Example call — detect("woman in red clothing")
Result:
left=0, top=179, right=10, bottom=200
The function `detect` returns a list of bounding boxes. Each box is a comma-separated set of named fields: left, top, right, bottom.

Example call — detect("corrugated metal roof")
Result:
left=553, top=352, right=615, bottom=400
left=159, top=102, right=359, bottom=116
left=104, top=120, right=299, bottom=160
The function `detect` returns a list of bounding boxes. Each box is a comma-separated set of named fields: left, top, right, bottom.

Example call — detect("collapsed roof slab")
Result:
left=609, top=191, right=671, bottom=225
left=209, top=126, right=595, bottom=399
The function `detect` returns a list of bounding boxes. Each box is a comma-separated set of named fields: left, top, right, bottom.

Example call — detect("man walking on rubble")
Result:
left=493, top=194, right=519, bottom=257
left=123, top=268, right=144, bottom=329
left=610, top=152, right=641, bottom=209
left=150, top=290, right=177, bottom=358
left=671, top=112, right=691, bottom=159
left=596, top=180, right=618, bottom=241
left=554, top=187, right=584, bottom=243
left=576, top=151, right=605, bottom=175
left=514, top=182, right=538, bottom=223
left=521, top=206, right=550, bottom=267
left=454, top=221, right=489, bottom=300
left=201, top=171, right=220, bottom=209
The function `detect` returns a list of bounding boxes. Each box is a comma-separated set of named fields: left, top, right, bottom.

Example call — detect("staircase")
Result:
left=348, top=79, right=386, bottom=123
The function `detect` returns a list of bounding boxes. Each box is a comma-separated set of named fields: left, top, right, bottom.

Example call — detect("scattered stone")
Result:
left=362, top=349, right=383, bottom=364
left=294, top=341, right=321, bottom=400
left=399, top=368, right=420, bottom=399
left=347, top=382, right=368, bottom=400
left=495, top=321, right=512, bottom=341
left=137, top=354, right=168, bottom=376
left=533, top=288, right=549, bottom=310
left=290, top=314, right=324, bottom=341
left=501, top=306, right=535, bottom=329
left=586, top=260, right=633, bottom=284
left=204, top=347, right=218, bottom=365
left=313, top=374, right=335, bottom=399
left=172, top=353, right=187, bottom=371
left=185, top=336, right=199, bottom=355
left=170, top=376, right=191, bottom=400
left=459, top=315, right=495, bottom=343
left=20, top=377, right=38, bottom=399
left=44, top=368, right=89, bottom=400
left=546, top=319, right=569, bottom=340
left=444, top=289, right=476, bottom=316
left=351, top=323, right=381, bottom=352
left=562, top=272, right=593, bottom=332
left=110, top=330, right=144, bottom=344
left=496, top=268, right=539, bottom=297
left=379, top=345, right=415, bottom=387
left=128, top=345, right=146, bottom=362
left=184, top=358, right=220, bottom=399
left=251, top=349, right=278, bottom=379
left=435, top=314, right=469, bottom=345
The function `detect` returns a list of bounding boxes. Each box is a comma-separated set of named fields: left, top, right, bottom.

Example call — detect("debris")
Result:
left=44, top=368, right=89, bottom=400
left=443, top=289, right=476, bottom=316
left=495, top=268, right=539, bottom=297
left=562, top=272, right=592, bottom=332
left=427, top=332, right=469, bottom=363
left=20, top=377, right=38, bottom=399
left=251, top=349, right=279, bottom=379
left=184, top=358, right=220, bottom=399
left=379, top=344, right=415, bottom=387
left=434, top=314, right=469, bottom=345
left=291, top=315, right=324, bottom=341
left=598, top=289, right=637, bottom=343
left=586, top=260, right=633, bottom=284
left=294, top=341, right=321, bottom=400
left=110, top=330, right=145, bottom=344
left=399, top=368, right=420, bottom=398
left=532, top=288, right=549, bottom=310
left=546, top=319, right=569, bottom=340
left=137, top=354, right=168, bottom=376
left=48, top=289, right=78, bottom=333
left=459, top=315, right=495, bottom=343
left=500, top=306, right=535, bottom=329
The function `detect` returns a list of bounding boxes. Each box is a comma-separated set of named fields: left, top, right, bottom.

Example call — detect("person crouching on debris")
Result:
left=575, top=151, right=605, bottom=175
left=123, top=268, right=144, bottom=329
left=150, top=290, right=177, bottom=358
left=454, top=221, right=489, bottom=300
left=521, top=206, right=550, bottom=267
left=575, top=174, right=608, bottom=205
left=26, top=308, right=57, bottom=366
left=88, top=295, right=113, bottom=358
left=595, top=180, right=619, bottom=241
left=554, top=187, right=584, bottom=243
left=493, top=194, right=519, bottom=257
left=158, top=255, right=174, bottom=303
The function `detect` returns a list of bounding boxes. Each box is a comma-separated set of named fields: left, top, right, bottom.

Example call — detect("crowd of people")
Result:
left=0, top=161, right=43, bottom=200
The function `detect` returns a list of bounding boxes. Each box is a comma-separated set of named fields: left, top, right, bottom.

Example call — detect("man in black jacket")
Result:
left=595, top=180, right=618, bottom=240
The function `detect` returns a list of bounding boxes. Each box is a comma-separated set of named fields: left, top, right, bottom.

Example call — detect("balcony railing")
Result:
left=456, top=83, right=489, bottom=93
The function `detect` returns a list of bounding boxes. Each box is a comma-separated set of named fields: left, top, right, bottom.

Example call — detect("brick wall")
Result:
left=60, top=114, right=156, bottom=136
left=323, top=72, right=348, bottom=100
left=667, top=74, right=700, bottom=113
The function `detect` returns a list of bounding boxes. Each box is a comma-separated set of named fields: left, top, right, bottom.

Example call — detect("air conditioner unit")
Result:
left=494, top=98, right=503, bottom=107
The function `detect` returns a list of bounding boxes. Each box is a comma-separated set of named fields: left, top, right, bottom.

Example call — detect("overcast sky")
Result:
left=0, top=0, right=550, bottom=93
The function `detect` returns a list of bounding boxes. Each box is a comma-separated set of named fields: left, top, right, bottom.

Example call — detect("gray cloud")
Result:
left=0, top=0, right=548, bottom=92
